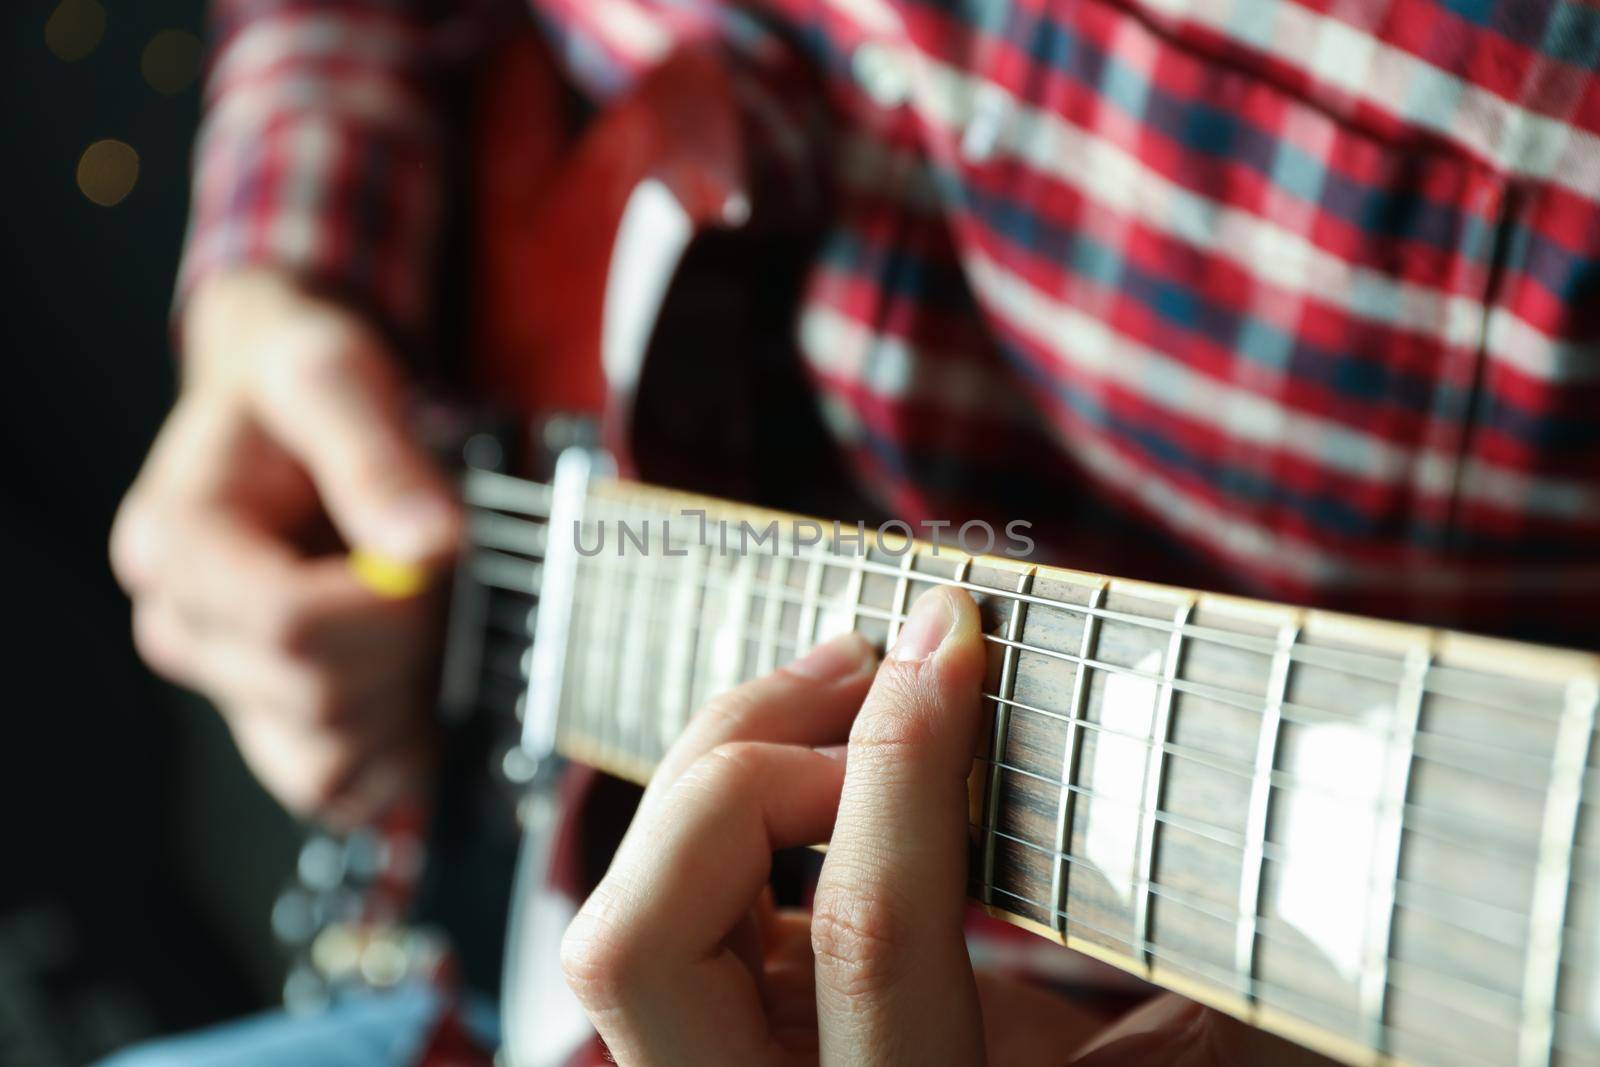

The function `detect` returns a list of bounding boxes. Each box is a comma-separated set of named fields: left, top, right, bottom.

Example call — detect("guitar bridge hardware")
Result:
left=523, top=445, right=614, bottom=768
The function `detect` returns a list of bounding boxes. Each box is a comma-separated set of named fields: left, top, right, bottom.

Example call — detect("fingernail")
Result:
left=813, top=743, right=848, bottom=762
left=890, top=587, right=954, bottom=662
left=788, top=633, right=872, bottom=680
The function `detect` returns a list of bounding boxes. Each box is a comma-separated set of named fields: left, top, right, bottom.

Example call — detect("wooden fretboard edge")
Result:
left=588, top=477, right=1600, bottom=686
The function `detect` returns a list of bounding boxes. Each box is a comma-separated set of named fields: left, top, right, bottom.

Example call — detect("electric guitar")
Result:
left=284, top=30, right=1600, bottom=1067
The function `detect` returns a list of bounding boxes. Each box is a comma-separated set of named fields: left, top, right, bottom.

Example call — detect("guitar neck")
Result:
left=453, top=466, right=1600, bottom=1067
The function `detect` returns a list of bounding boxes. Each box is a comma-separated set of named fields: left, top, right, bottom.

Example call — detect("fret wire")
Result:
left=573, top=552, right=1567, bottom=806
left=580, top=544, right=1562, bottom=795
left=647, top=522, right=689, bottom=759
left=1517, top=677, right=1598, bottom=1067
left=840, top=546, right=867, bottom=645
left=1237, top=621, right=1300, bottom=1003
left=559, top=573, right=1520, bottom=852
left=550, top=518, right=1600, bottom=1062
left=554, top=556, right=1568, bottom=962
left=757, top=554, right=789, bottom=677
left=579, top=557, right=1591, bottom=868
left=981, top=751, right=1245, bottom=850
left=599, top=521, right=633, bottom=759
left=667, top=541, right=710, bottom=753
left=604, top=502, right=645, bottom=762
left=973, top=832, right=1528, bottom=1062
left=973, top=750, right=1556, bottom=936
left=797, top=550, right=826, bottom=654
left=885, top=549, right=916, bottom=649
left=686, top=546, right=718, bottom=713
left=628, top=506, right=671, bottom=763
left=573, top=541, right=599, bottom=751
left=581, top=534, right=613, bottom=755
left=1027, top=881, right=1527, bottom=1067
left=988, top=690, right=1259, bottom=784
left=979, top=818, right=1531, bottom=1011
left=569, top=545, right=1583, bottom=792
left=586, top=507, right=670, bottom=755
left=579, top=550, right=1561, bottom=869
left=780, top=563, right=808, bottom=669
left=977, top=628, right=1556, bottom=802
left=982, top=568, right=1036, bottom=908
left=563, top=552, right=591, bottom=751
left=1359, top=645, right=1429, bottom=1055
left=1027, top=691, right=1547, bottom=830
left=573, top=490, right=1591, bottom=723
left=597, top=510, right=635, bottom=758
left=568, top=501, right=610, bottom=746
left=740, top=543, right=1411, bottom=692
left=1051, top=581, right=1106, bottom=937
left=550, top=492, right=1600, bottom=1049
left=726, top=550, right=759, bottom=697
left=1133, top=600, right=1193, bottom=972
left=620, top=505, right=652, bottom=764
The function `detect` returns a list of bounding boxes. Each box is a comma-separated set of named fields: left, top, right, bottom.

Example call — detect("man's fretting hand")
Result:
left=111, top=269, right=461, bottom=825
left=561, top=585, right=1338, bottom=1065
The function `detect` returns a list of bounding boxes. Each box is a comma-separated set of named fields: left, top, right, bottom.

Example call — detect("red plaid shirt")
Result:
left=182, top=0, right=1600, bottom=646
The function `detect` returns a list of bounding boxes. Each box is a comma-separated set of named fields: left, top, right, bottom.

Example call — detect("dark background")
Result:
left=3, top=2, right=302, bottom=1063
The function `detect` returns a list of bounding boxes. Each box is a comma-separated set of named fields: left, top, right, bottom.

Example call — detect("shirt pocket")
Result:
left=914, top=0, right=1513, bottom=570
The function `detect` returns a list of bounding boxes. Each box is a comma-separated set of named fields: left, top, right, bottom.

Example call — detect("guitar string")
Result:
left=972, top=816, right=1533, bottom=963
left=981, top=869, right=1600, bottom=1065
left=458, top=506, right=1600, bottom=901
left=971, top=819, right=1536, bottom=1021
left=454, top=510, right=1593, bottom=1046
left=535, top=556, right=1563, bottom=1058
left=972, top=880, right=1560, bottom=1067
left=475, top=584, right=1571, bottom=1013
left=544, top=549, right=1599, bottom=938
left=466, top=475, right=1596, bottom=726
left=556, top=543, right=1579, bottom=815
left=457, top=508, right=1600, bottom=892
left=963, top=759, right=1566, bottom=957
left=457, top=532, right=1582, bottom=811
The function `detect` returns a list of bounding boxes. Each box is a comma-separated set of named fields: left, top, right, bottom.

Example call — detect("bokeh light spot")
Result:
left=45, top=0, right=106, bottom=62
left=77, top=140, right=140, bottom=208
left=141, top=29, right=204, bottom=96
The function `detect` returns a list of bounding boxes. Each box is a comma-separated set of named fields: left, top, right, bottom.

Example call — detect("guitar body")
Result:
left=463, top=32, right=835, bottom=1067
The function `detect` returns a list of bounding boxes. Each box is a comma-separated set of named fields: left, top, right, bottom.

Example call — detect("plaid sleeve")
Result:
left=177, top=0, right=494, bottom=345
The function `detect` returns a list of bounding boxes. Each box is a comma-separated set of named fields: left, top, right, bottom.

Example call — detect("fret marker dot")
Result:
left=141, top=29, right=203, bottom=96
left=76, top=140, right=139, bottom=207
left=45, top=0, right=105, bottom=62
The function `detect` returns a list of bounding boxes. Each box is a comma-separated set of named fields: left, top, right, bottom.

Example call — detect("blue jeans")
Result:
left=99, top=984, right=500, bottom=1067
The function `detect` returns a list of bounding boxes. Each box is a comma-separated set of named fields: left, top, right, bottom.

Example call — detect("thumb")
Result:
left=250, top=310, right=461, bottom=564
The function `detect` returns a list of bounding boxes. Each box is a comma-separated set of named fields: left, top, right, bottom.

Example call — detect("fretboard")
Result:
left=450, top=466, right=1600, bottom=1067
